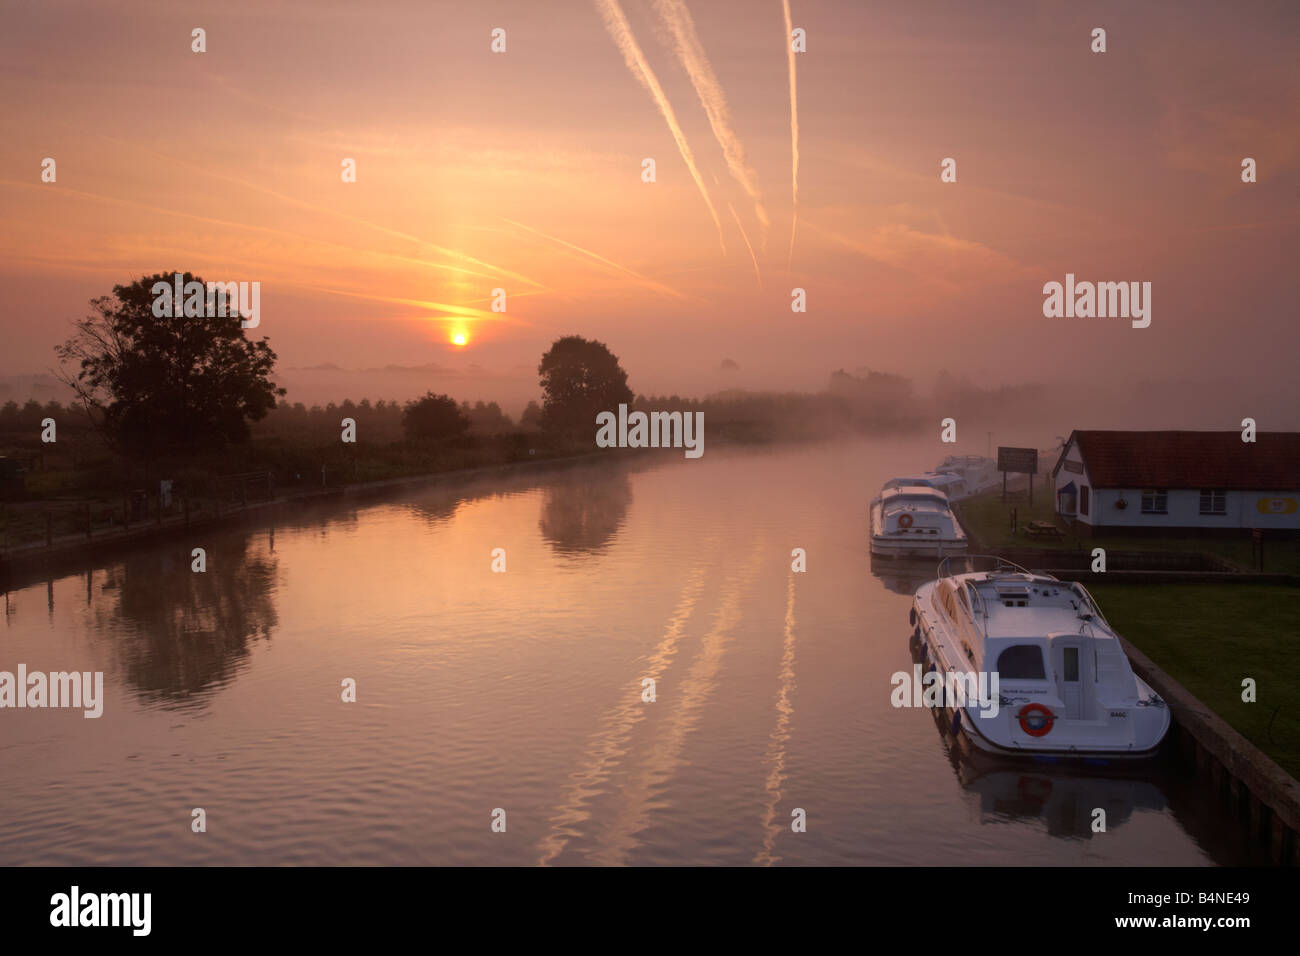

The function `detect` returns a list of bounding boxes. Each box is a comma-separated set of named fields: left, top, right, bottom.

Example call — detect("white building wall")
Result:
left=1088, top=488, right=1299, bottom=530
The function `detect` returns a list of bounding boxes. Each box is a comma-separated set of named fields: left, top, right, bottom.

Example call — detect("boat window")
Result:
left=995, top=645, right=1046, bottom=680
left=1063, top=647, right=1080, bottom=682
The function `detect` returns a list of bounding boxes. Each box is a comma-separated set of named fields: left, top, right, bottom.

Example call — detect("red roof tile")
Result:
left=1058, top=430, right=1300, bottom=490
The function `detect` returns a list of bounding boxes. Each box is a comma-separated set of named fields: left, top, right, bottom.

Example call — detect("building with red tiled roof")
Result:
left=1051, top=430, right=1300, bottom=533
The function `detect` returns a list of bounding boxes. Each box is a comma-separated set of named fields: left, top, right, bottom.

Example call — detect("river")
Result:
left=0, top=438, right=1272, bottom=864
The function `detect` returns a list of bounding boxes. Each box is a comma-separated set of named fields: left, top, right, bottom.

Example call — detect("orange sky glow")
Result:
left=2, top=0, right=1297, bottom=420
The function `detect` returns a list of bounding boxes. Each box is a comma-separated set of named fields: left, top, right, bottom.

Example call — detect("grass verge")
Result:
left=1089, top=582, right=1300, bottom=780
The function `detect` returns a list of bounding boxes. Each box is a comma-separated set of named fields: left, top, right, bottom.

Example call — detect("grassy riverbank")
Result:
left=0, top=432, right=603, bottom=549
left=1088, top=583, right=1300, bottom=780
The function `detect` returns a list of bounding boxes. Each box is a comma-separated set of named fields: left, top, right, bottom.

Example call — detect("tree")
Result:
left=460, top=400, right=513, bottom=435
left=55, top=271, right=283, bottom=455
left=402, top=392, right=469, bottom=441
left=537, top=335, right=633, bottom=434
left=519, top=400, right=543, bottom=431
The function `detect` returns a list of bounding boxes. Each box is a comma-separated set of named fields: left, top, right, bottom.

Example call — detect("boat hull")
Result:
left=907, top=631, right=1165, bottom=763
left=871, top=537, right=968, bottom=558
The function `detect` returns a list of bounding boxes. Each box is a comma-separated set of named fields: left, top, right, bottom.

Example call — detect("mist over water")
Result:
left=0, top=439, right=1271, bottom=864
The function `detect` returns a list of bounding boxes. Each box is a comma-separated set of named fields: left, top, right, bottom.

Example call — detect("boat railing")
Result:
left=964, top=579, right=990, bottom=639
left=1068, top=580, right=1112, bottom=630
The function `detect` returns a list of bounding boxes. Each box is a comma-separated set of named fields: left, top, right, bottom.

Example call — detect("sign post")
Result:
left=997, top=447, right=1039, bottom=506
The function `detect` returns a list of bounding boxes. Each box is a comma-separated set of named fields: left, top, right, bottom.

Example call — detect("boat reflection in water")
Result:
left=906, top=633, right=1167, bottom=840
left=869, top=554, right=937, bottom=596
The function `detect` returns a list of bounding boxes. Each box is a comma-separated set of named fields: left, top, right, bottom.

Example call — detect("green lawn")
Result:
left=1088, top=583, right=1300, bottom=780
left=955, top=486, right=1300, bottom=575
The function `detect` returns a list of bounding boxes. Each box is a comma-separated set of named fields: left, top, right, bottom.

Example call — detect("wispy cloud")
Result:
left=319, top=288, right=529, bottom=326
left=499, top=217, right=684, bottom=299
left=811, top=221, right=1031, bottom=292
left=89, top=135, right=549, bottom=291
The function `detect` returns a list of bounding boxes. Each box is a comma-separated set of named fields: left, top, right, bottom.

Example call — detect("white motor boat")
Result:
left=870, top=484, right=968, bottom=558
left=882, top=472, right=970, bottom=499
left=909, top=557, right=1170, bottom=760
left=934, top=455, right=999, bottom=498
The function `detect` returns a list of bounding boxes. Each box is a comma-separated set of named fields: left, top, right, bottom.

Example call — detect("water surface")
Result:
left=0, top=439, right=1272, bottom=865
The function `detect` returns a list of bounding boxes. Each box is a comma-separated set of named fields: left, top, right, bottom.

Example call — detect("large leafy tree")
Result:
left=56, top=272, right=283, bottom=455
left=402, top=392, right=470, bottom=440
left=538, top=335, right=633, bottom=434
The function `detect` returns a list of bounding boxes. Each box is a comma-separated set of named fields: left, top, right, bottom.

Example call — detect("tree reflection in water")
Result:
left=91, top=536, right=280, bottom=711
left=539, top=466, right=633, bottom=554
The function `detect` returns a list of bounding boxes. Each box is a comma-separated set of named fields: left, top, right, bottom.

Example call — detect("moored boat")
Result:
left=934, top=455, right=999, bottom=498
left=909, top=556, right=1170, bottom=760
left=882, top=472, right=970, bottom=499
left=870, top=484, right=968, bottom=558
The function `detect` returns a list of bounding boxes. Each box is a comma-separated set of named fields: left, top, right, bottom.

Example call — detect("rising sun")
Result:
left=450, top=330, right=469, bottom=347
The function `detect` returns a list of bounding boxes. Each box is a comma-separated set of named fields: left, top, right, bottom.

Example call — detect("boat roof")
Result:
left=881, top=484, right=950, bottom=503
left=936, top=571, right=1112, bottom=640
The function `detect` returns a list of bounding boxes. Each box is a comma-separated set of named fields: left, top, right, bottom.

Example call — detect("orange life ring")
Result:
left=1017, top=703, right=1055, bottom=737
left=898, top=513, right=914, bottom=528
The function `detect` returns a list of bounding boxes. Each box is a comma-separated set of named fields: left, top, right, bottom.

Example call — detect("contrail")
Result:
left=499, top=217, right=684, bottom=299
left=594, top=0, right=727, bottom=255
left=782, top=0, right=799, bottom=268
left=651, top=0, right=769, bottom=241
left=728, top=202, right=762, bottom=289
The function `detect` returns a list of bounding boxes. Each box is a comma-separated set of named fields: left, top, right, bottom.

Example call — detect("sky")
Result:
left=2, top=0, right=1298, bottom=420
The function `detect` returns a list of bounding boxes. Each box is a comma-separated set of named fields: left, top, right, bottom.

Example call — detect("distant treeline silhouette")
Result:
left=254, top=398, right=538, bottom=443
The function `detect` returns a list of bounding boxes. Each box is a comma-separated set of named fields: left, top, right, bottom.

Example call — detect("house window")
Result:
left=1141, top=489, right=1168, bottom=514
left=1080, top=486, right=1090, bottom=516
left=1199, top=489, right=1226, bottom=515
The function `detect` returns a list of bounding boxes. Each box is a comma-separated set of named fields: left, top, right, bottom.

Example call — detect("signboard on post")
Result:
left=997, top=446, right=1039, bottom=504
